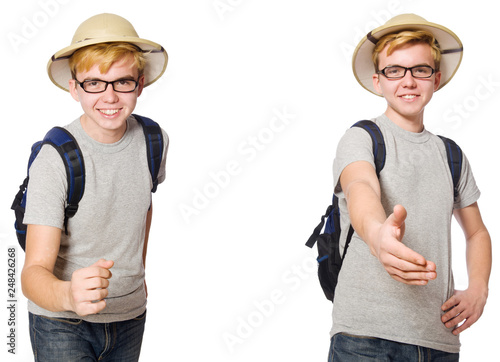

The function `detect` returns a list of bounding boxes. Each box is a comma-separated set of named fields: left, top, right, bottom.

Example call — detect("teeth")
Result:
left=402, top=95, right=416, bottom=99
left=100, top=109, right=119, bottom=115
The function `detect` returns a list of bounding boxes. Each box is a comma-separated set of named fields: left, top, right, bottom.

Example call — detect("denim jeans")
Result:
left=29, top=310, right=147, bottom=362
left=328, top=333, right=460, bottom=362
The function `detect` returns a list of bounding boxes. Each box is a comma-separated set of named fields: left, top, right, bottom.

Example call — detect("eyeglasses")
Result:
left=377, top=65, right=435, bottom=79
left=75, top=78, right=140, bottom=93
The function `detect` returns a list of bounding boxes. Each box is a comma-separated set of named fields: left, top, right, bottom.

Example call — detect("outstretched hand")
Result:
left=68, top=259, right=114, bottom=316
left=372, top=205, right=437, bottom=285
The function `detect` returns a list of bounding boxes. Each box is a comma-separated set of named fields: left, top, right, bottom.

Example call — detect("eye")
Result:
left=85, top=81, right=101, bottom=88
left=117, top=80, right=132, bottom=86
left=415, top=66, right=431, bottom=75
left=385, top=67, right=403, bottom=76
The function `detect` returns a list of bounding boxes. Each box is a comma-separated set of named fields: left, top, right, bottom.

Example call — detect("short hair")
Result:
left=372, top=30, right=441, bottom=72
left=69, top=42, right=147, bottom=79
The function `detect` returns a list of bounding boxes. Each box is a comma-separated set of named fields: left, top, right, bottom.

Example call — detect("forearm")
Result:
left=21, top=224, right=72, bottom=312
left=466, top=228, right=491, bottom=294
left=441, top=217, right=491, bottom=335
left=453, top=202, right=492, bottom=294
left=21, top=265, right=72, bottom=312
left=344, top=179, right=385, bottom=253
left=143, top=204, right=152, bottom=268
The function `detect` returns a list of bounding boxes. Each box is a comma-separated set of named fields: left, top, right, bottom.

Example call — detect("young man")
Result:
left=328, top=14, right=491, bottom=360
left=21, top=13, right=168, bottom=361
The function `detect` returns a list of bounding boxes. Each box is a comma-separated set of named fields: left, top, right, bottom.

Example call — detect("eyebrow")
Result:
left=82, top=76, right=137, bottom=82
left=385, top=63, right=432, bottom=68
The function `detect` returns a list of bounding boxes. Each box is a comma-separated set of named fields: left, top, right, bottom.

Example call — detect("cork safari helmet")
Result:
left=47, top=13, right=168, bottom=92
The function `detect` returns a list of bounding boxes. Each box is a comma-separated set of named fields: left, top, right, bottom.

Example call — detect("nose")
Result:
left=101, top=83, right=120, bottom=102
left=401, top=69, right=417, bottom=87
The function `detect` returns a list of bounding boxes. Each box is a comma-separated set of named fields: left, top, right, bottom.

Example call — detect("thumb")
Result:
left=92, top=259, right=114, bottom=270
left=392, top=204, right=407, bottom=227
left=388, top=204, right=407, bottom=240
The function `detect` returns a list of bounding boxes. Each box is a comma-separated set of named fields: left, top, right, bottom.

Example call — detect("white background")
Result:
left=1, top=0, right=498, bottom=361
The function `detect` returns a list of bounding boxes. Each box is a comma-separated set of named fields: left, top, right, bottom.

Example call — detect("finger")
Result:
left=390, top=276, right=426, bottom=285
left=73, top=285, right=109, bottom=304
left=75, top=299, right=107, bottom=317
left=442, top=306, right=462, bottom=325
left=72, top=276, right=110, bottom=296
left=91, top=259, right=114, bottom=270
left=452, top=313, right=479, bottom=335
left=451, top=317, right=469, bottom=335
left=75, top=267, right=112, bottom=281
left=85, top=276, right=110, bottom=290
left=384, top=241, right=428, bottom=268
left=441, top=295, right=458, bottom=312
left=425, top=260, right=436, bottom=272
left=73, top=261, right=114, bottom=280
left=390, top=274, right=432, bottom=286
left=389, top=268, right=437, bottom=282
left=386, top=263, right=437, bottom=283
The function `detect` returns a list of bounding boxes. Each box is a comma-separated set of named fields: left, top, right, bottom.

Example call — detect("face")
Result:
left=372, top=43, right=441, bottom=128
left=69, top=56, right=145, bottom=143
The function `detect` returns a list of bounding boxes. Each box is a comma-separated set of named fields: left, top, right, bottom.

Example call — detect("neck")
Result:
left=80, top=115, right=127, bottom=144
left=384, top=108, right=425, bottom=133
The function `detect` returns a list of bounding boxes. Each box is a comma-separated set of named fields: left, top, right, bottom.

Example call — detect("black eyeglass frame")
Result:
left=75, top=78, right=140, bottom=93
left=377, top=65, right=436, bottom=79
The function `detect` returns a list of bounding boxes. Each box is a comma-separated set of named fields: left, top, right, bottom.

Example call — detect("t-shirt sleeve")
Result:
left=332, top=126, right=375, bottom=197
left=23, top=145, right=67, bottom=229
left=157, top=129, right=169, bottom=185
left=454, top=151, right=481, bottom=209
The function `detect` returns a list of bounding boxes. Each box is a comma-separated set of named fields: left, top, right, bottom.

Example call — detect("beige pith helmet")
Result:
left=352, top=13, right=463, bottom=96
left=47, top=13, right=168, bottom=92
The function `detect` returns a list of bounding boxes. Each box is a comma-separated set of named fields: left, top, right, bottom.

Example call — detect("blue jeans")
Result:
left=328, top=333, right=460, bottom=362
left=29, top=310, right=146, bottom=362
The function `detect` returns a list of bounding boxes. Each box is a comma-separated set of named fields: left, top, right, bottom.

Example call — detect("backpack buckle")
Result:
left=65, top=204, right=79, bottom=218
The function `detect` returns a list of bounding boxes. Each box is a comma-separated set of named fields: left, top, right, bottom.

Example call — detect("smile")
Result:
left=401, top=95, right=418, bottom=100
left=99, top=109, right=120, bottom=115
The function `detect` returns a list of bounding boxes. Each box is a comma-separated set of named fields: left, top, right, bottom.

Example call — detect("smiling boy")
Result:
left=328, top=14, right=491, bottom=360
left=21, top=14, right=168, bottom=361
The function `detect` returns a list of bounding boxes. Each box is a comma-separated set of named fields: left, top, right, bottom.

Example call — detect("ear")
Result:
left=372, top=73, right=383, bottom=95
left=136, top=75, right=146, bottom=97
left=434, top=71, right=442, bottom=91
left=68, top=79, right=80, bottom=102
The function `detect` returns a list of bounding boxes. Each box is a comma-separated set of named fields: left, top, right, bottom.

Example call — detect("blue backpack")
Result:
left=11, top=114, right=164, bottom=251
left=305, top=120, right=463, bottom=302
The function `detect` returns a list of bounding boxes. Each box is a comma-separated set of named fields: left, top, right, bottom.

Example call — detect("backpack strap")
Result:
left=41, top=127, right=85, bottom=235
left=133, top=114, right=164, bottom=193
left=351, top=120, right=386, bottom=177
left=438, top=135, right=463, bottom=201
left=306, top=120, right=386, bottom=248
left=306, top=203, right=333, bottom=248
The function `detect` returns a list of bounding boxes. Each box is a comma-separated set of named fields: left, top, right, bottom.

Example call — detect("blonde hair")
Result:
left=372, top=30, right=441, bottom=72
left=69, top=42, right=147, bottom=79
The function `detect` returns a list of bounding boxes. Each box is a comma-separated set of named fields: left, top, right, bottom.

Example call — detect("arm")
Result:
left=340, top=161, right=436, bottom=285
left=143, top=204, right=153, bottom=297
left=441, top=202, right=491, bottom=335
left=21, top=224, right=113, bottom=316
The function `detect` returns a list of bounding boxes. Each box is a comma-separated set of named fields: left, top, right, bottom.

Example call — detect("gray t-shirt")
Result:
left=331, top=114, right=480, bottom=353
left=24, top=115, right=168, bottom=323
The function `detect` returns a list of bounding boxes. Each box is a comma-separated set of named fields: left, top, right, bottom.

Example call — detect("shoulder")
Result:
left=338, top=121, right=374, bottom=146
left=30, top=140, right=66, bottom=176
left=336, top=120, right=380, bottom=160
